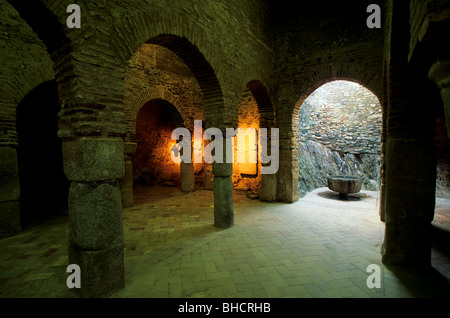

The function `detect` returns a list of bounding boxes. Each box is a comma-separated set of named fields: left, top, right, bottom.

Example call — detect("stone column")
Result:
left=260, top=172, right=277, bottom=202
left=63, top=137, right=125, bottom=297
left=121, top=142, right=137, bottom=208
left=277, top=147, right=298, bottom=203
left=181, top=161, right=195, bottom=193
left=0, top=146, right=21, bottom=238
left=429, top=59, right=450, bottom=138
left=212, top=136, right=233, bottom=228
left=382, top=138, right=436, bottom=268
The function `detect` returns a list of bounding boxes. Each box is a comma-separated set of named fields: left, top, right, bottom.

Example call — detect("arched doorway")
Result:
left=16, top=80, right=69, bottom=226
left=296, top=79, right=383, bottom=199
left=132, top=99, right=187, bottom=204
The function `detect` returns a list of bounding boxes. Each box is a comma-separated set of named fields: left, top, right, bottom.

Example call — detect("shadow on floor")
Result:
left=432, top=224, right=450, bottom=260
left=317, top=189, right=371, bottom=201
left=384, top=263, right=450, bottom=297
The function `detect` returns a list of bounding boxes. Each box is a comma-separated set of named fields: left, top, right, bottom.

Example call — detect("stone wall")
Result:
left=124, top=43, right=205, bottom=139
left=133, top=100, right=181, bottom=186
left=298, top=140, right=380, bottom=198
left=298, top=81, right=382, bottom=154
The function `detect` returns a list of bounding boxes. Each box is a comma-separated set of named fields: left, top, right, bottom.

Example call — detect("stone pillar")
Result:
left=181, top=161, right=195, bottom=193
left=212, top=136, right=233, bottom=228
left=259, top=172, right=277, bottom=202
left=277, top=147, right=298, bottom=203
left=429, top=59, right=450, bottom=138
left=382, top=138, right=436, bottom=268
left=63, top=137, right=125, bottom=297
left=121, top=142, right=137, bottom=208
left=0, top=147, right=21, bottom=238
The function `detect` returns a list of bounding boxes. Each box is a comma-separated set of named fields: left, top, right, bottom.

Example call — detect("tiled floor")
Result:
left=1, top=185, right=450, bottom=298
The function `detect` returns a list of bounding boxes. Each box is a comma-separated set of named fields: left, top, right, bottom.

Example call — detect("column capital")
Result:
left=429, top=58, right=450, bottom=88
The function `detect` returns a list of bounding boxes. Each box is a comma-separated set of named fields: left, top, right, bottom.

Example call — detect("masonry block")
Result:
left=62, top=138, right=124, bottom=182
left=68, top=182, right=123, bottom=250
left=68, top=242, right=124, bottom=298
left=259, top=173, right=277, bottom=202
left=212, top=162, right=232, bottom=177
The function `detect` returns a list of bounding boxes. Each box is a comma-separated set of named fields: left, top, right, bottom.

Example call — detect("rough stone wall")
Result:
left=298, top=81, right=382, bottom=154
left=124, top=43, right=206, bottom=188
left=298, top=140, right=380, bottom=198
left=124, top=43, right=204, bottom=139
left=133, top=101, right=180, bottom=186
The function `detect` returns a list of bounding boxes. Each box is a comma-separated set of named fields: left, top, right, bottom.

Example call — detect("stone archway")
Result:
left=122, top=42, right=206, bottom=207
left=296, top=79, right=382, bottom=199
left=232, top=80, right=277, bottom=202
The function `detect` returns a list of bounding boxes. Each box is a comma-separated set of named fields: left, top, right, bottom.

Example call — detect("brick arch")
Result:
left=81, top=5, right=228, bottom=127
left=125, top=88, right=192, bottom=141
left=145, top=34, right=224, bottom=128
left=245, top=80, right=276, bottom=129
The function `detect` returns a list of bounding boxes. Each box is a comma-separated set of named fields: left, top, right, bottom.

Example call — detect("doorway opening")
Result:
left=297, top=80, right=382, bottom=199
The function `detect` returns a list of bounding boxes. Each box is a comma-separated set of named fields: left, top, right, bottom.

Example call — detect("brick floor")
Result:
left=1, top=186, right=450, bottom=298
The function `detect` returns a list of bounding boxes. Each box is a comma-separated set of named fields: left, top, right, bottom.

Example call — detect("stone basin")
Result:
left=326, top=175, right=362, bottom=200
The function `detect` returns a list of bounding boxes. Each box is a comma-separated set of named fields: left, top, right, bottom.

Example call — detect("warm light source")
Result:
left=236, top=127, right=257, bottom=175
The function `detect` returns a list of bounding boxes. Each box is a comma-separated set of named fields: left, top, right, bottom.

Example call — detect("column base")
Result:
left=68, top=243, right=124, bottom=297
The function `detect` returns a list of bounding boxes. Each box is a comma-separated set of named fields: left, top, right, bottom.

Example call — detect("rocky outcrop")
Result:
left=298, top=140, right=380, bottom=198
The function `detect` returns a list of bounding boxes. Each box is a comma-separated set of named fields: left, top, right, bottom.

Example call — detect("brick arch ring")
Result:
left=124, top=86, right=194, bottom=141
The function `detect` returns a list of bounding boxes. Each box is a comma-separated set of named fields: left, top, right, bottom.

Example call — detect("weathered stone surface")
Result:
left=68, top=182, right=123, bottom=250
left=382, top=219, right=432, bottom=269
left=259, top=173, right=277, bottom=202
left=212, top=162, right=233, bottom=177
left=327, top=176, right=362, bottom=198
left=298, top=81, right=382, bottom=155
left=0, top=147, right=20, bottom=202
left=213, top=176, right=234, bottom=228
left=68, top=242, right=124, bottom=298
left=0, top=201, right=21, bottom=238
left=298, top=140, right=380, bottom=198
left=181, top=162, right=195, bottom=193
left=62, top=138, right=124, bottom=182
